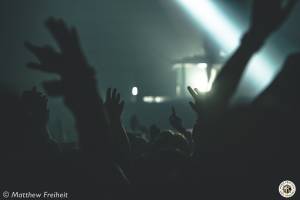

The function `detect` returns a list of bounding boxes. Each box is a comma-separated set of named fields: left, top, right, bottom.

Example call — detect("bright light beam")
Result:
left=176, top=0, right=239, bottom=51
left=176, top=0, right=277, bottom=99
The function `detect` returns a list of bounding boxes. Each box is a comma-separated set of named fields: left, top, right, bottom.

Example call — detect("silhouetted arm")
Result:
left=169, top=106, right=192, bottom=142
left=212, top=0, right=297, bottom=108
left=254, top=52, right=300, bottom=106
left=189, top=0, right=297, bottom=153
left=104, top=88, right=131, bottom=163
left=25, top=18, right=111, bottom=159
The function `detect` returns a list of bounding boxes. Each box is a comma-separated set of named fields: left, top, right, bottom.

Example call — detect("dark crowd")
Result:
left=1, top=1, right=299, bottom=199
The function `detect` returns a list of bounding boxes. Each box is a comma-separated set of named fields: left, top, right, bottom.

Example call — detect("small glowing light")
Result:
left=143, top=96, right=167, bottom=103
left=131, top=87, right=138, bottom=96
left=143, top=96, right=154, bottom=103
left=154, top=97, right=163, bottom=103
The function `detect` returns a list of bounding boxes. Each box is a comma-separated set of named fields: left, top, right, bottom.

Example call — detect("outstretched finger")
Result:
left=70, top=27, right=82, bottom=50
left=187, top=86, right=198, bottom=100
left=46, top=17, right=70, bottom=51
left=106, top=88, right=111, bottom=102
left=194, top=88, right=202, bottom=96
left=26, top=62, right=46, bottom=72
left=116, top=93, right=121, bottom=103
left=189, top=101, right=197, bottom=112
left=120, top=100, right=125, bottom=113
left=112, top=88, right=117, bottom=100
left=24, top=42, right=46, bottom=61
left=25, top=42, right=60, bottom=70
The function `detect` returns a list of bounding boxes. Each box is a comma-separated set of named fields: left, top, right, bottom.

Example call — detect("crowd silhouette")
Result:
left=1, top=0, right=299, bottom=199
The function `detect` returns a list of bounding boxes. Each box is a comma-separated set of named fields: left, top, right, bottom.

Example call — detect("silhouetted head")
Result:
left=151, top=130, right=190, bottom=156
left=21, top=87, right=49, bottom=127
left=149, top=124, right=160, bottom=141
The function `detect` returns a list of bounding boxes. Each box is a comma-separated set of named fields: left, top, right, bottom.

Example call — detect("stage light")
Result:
left=143, top=96, right=154, bottom=103
left=175, top=0, right=277, bottom=98
left=143, top=96, right=168, bottom=103
left=154, top=96, right=164, bottom=103
left=131, top=86, right=138, bottom=96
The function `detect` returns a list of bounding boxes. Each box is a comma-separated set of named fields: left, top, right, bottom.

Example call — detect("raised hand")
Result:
left=169, top=106, right=184, bottom=132
left=250, top=0, right=297, bottom=38
left=203, top=0, right=297, bottom=113
left=25, top=17, right=93, bottom=96
left=24, top=17, right=129, bottom=186
left=169, top=106, right=194, bottom=154
left=187, top=86, right=204, bottom=116
left=105, top=88, right=125, bottom=122
left=104, top=88, right=130, bottom=163
left=25, top=17, right=111, bottom=155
